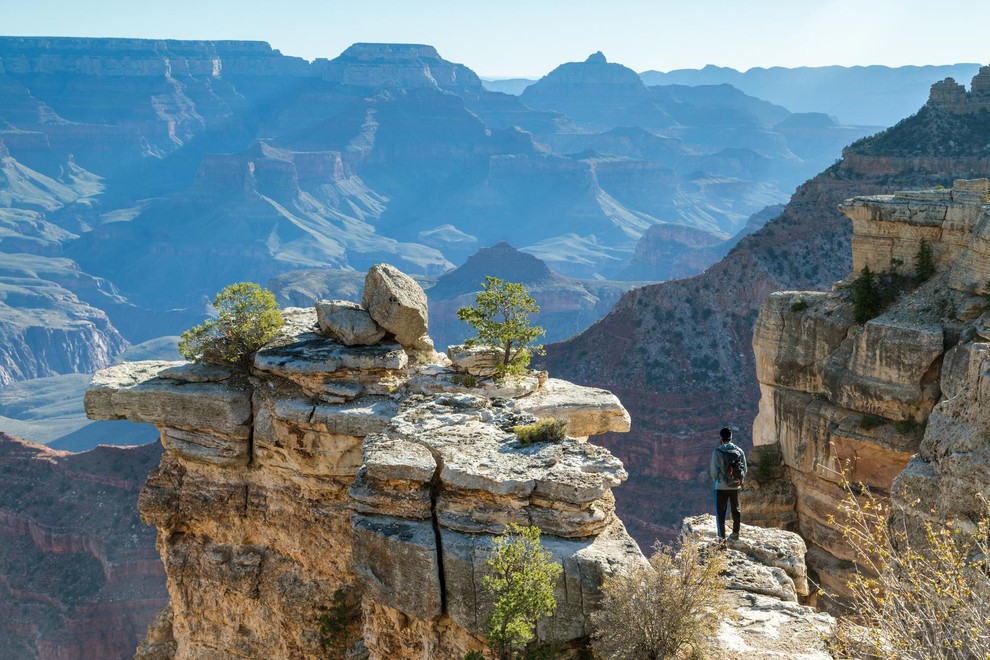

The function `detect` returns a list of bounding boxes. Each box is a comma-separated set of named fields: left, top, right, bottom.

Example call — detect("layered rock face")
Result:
left=85, top=266, right=646, bottom=658
left=748, top=178, right=990, bottom=602
left=0, top=432, right=167, bottom=658
left=927, top=66, right=990, bottom=114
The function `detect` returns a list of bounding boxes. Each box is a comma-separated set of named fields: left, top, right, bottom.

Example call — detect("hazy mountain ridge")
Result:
left=0, top=38, right=878, bottom=402
left=640, top=62, right=983, bottom=126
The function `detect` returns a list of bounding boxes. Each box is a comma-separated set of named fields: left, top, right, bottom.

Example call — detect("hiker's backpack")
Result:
left=720, top=445, right=745, bottom=487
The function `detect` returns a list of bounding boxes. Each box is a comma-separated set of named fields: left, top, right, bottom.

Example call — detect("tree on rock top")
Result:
left=457, top=277, right=545, bottom=377
left=178, top=282, right=284, bottom=369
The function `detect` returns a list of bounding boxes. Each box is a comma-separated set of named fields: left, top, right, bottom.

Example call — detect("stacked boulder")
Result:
left=86, top=263, right=642, bottom=659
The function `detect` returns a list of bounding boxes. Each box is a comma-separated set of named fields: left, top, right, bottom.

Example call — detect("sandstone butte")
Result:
left=746, top=177, right=990, bottom=606
left=85, top=264, right=831, bottom=658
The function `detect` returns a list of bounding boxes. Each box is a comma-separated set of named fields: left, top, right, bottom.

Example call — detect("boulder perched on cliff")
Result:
left=362, top=263, right=433, bottom=351
left=316, top=300, right=386, bottom=346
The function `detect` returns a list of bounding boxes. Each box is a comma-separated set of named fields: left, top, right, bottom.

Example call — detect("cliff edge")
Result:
left=748, top=178, right=990, bottom=604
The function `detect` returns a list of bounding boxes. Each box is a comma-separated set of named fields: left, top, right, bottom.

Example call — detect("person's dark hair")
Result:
left=719, top=427, right=732, bottom=442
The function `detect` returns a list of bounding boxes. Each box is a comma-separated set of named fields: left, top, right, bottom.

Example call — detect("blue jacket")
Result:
left=710, top=442, right=747, bottom=491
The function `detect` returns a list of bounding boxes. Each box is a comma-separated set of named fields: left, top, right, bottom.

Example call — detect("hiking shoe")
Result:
left=728, top=533, right=740, bottom=541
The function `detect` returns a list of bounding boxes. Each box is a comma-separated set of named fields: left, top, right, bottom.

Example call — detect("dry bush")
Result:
left=590, top=540, right=728, bottom=659
left=829, top=479, right=990, bottom=659
left=513, top=418, right=567, bottom=446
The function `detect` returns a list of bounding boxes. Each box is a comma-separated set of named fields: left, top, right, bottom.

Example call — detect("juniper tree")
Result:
left=457, top=277, right=545, bottom=377
left=178, top=282, right=284, bottom=369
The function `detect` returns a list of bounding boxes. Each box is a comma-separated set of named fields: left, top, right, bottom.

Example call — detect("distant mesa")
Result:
left=321, top=42, right=483, bottom=93
left=586, top=51, right=608, bottom=64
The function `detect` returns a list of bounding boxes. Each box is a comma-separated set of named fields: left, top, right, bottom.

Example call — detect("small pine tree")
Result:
left=483, top=524, right=562, bottom=660
left=318, top=588, right=360, bottom=659
left=457, top=277, right=546, bottom=377
left=178, top=282, right=284, bottom=368
left=914, top=238, right=936, bottom=282
left=851, top=266, right=882, bottom=324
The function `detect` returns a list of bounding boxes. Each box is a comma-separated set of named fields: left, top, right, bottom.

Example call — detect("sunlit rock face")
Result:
left=86, top=264, right=644, bottom=658
left=747, top=178, right=990, bottom=606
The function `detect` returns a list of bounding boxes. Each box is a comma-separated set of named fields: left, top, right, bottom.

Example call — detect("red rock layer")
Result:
left=0, top=432, right=167, bottom=658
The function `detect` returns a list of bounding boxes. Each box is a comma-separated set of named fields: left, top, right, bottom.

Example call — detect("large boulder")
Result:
left=316, top=300, right=386, bottom=346
left=362, top=264, right=433, bottom=351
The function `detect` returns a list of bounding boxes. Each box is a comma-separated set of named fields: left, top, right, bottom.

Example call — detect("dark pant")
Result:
left=714, top=489, right=740, bottom=539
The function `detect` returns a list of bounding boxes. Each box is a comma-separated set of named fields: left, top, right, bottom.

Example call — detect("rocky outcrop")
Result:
left=682, top=515, right=834, bottom=659
left=86, top=264, right=647, bottom=658
left=927, top=66, right=990, bottom=114
left=0, top=432, right=167, bottom=658
left=747, top=178, right=990, bottom=605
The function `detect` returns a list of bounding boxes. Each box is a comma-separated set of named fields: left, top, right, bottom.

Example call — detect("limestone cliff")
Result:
left=85, top=265, right=644, bottom=658
left=748, top=178, right=990, bottom=604
left=86, top=264, right=830, bottom=658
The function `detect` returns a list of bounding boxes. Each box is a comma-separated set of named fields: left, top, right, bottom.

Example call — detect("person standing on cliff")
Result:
left=711, top=427, right=746, bottom=542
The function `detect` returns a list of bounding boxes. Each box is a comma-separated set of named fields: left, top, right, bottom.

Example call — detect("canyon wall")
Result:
left=0, top=433, right=167, bottom=658
left=748, top=178, right=990, bottom=603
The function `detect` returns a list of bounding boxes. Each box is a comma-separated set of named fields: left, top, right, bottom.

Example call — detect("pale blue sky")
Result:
left=1, top=0, right=988, bottom=77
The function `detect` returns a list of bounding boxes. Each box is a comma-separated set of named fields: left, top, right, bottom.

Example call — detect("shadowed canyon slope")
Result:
left=543, top=66, right=990, bottom=546
left=0, top=432, right=166, bottom=658
left=0, top=38, right=876, bottom=396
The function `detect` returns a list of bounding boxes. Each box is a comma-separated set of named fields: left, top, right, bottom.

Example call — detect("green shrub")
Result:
left=178, top=282, right=283, bottom=368
left=318, top=587, right=360, bottom=659
left=452, top=373, right=479, bottom=388
left=513, top=419, right=568, bottom=446
left=790, top=298, right=809, bottom=312
left=914, top=238, right=936, bottom=283
left=457, top=277, right=546, bottom=378
left=859, top=415, right=887, bottom=430
left=484, top=524, right=562, bottom=660
left=591, top=539, right=729, bottom=659
left=751, top=446, right=780, bottom=484
left=851, top=266, right=883, bottom=324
